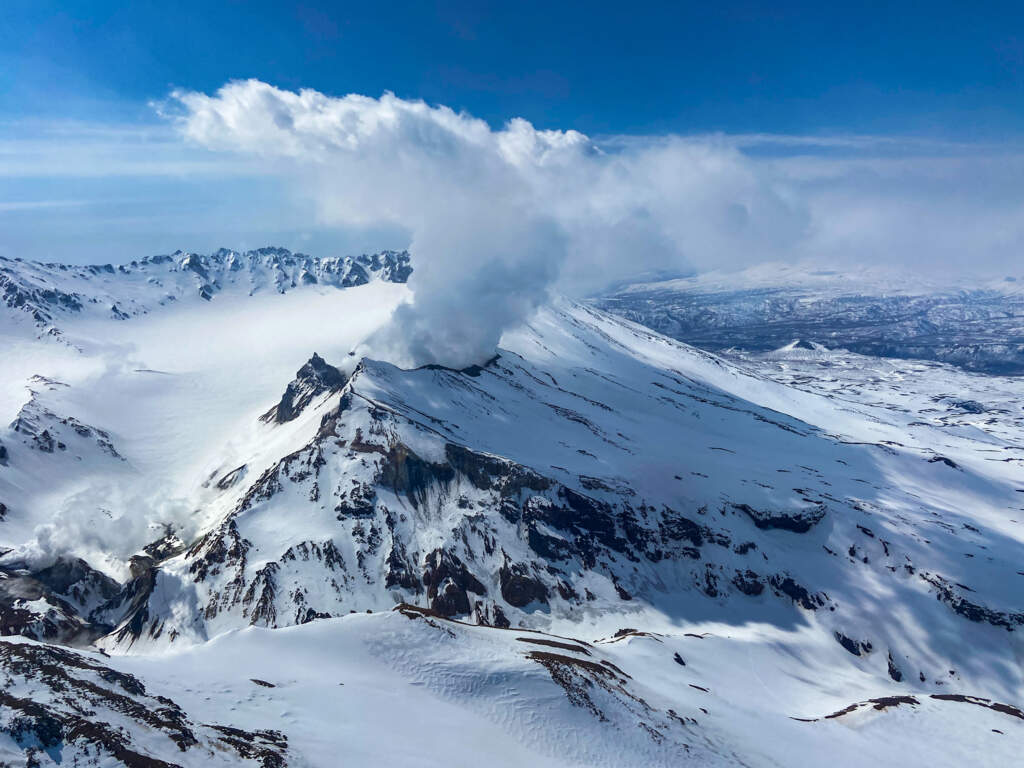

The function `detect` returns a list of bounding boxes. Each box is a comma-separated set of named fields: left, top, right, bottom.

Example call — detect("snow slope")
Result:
left=3, top=607, right=1022, bottom=767
left=1, top=252, right=1022, bottom=766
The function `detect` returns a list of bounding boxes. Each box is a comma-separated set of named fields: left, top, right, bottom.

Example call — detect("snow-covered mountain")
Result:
left=0, top=246, right=411, bottom=339
left=1, top=252, right=1022, bottom=766
left=595, top=262, right=1024, bottom=374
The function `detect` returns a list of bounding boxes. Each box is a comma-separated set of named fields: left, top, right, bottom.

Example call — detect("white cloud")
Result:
left=166, top=80, right=817, bottom=367
left=8, top=81, right=1022, bottom=367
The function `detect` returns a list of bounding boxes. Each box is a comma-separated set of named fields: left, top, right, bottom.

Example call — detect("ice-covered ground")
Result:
left=1, top=255, right=1022, bottom=766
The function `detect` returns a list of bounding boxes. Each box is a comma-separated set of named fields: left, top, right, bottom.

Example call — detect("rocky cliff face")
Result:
left=260, top=354, right=348, bottom=425
left=0, top=638, right=287, bottom=767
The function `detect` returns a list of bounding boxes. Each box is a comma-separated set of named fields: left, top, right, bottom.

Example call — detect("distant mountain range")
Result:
left=594, top=262, right=1024, bottom=374
left=0, top=246, right=411, bottom=336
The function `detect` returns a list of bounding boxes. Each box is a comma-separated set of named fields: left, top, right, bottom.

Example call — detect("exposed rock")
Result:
left=335, top=481, right=377, bottom=518
left=1, top=247, right=412, bottom=333
left=887, top=651, right=904, bottom=682
left=660, top=512, right=705, bottom=546
left=930, top=694, right=1024, bottom=721
left=9, top=397, right=122, bottom=460
left=143, top=531, right=186, bottom=562
left=920, top=572, right=1024, bottom=631
left=731, top=570, right=765, bottom=596
left=0, top=640, right=287, bottom=767
left=0, top=556, right=122, bottom=645
left=500, top=561, right=549, bottom=607
left=378, top=443, right=454, bottom=508
left=262, top=353, right=347, bottom=424
left=422, top=549, right=486, bottom=617
left=821, top=695, right=921, bottom=719
left=950, top=399, right=985, bottom=413
left=834, top=631, right=872, bottom=657
left=734, top=503, right=826, bottom=533
left=215, top=464, right=248, bottom=490
left=769, top=575, right=824, bottom=610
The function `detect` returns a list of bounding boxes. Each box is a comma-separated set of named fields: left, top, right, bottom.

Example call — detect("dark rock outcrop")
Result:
left=0, top=640, right=287, bottom=767
left=834, top=631, right=872, bottom=656
left=0, top=556, right=121, bottom=644
left=769, top=575, right=825, bottom=610
left=422, top=549, right=486, bottom=617
left=262, top=353, right=347, bottom=424
left=734, top=503, right=826, bottom=533
left=920, top=572, right=1024, bottom=631
left=500, top=561, right=549, bottom=607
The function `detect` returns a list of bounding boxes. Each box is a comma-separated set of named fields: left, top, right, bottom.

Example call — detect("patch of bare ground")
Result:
left=793, top=693, right=1023, bottom=723
left=515, top=637, right=592, bottom=655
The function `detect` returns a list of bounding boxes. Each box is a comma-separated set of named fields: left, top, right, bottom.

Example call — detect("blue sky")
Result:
left=2, top=1, right=1024, bottom=268
left=5, top=0, right=1024, bottom=136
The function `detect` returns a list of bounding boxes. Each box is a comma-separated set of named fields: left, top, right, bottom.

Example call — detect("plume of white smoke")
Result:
left=166, top=80, right=806, bottom=368
left=0, top=483, right=196, bottom=580
left=166, top=81, right=1024, bottom=367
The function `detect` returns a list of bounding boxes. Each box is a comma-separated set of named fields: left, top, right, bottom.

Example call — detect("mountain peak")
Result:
left=261, top=353, right=348, bottom=424
left=0, top=247, right=412, bottom=333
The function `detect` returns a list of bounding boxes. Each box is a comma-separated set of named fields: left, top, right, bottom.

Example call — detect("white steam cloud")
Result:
left=165, top=80, right=1024, bottom=368
left=1, top=483, right=196, bottom=580
left=165, top=81, right=804, bottom=367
